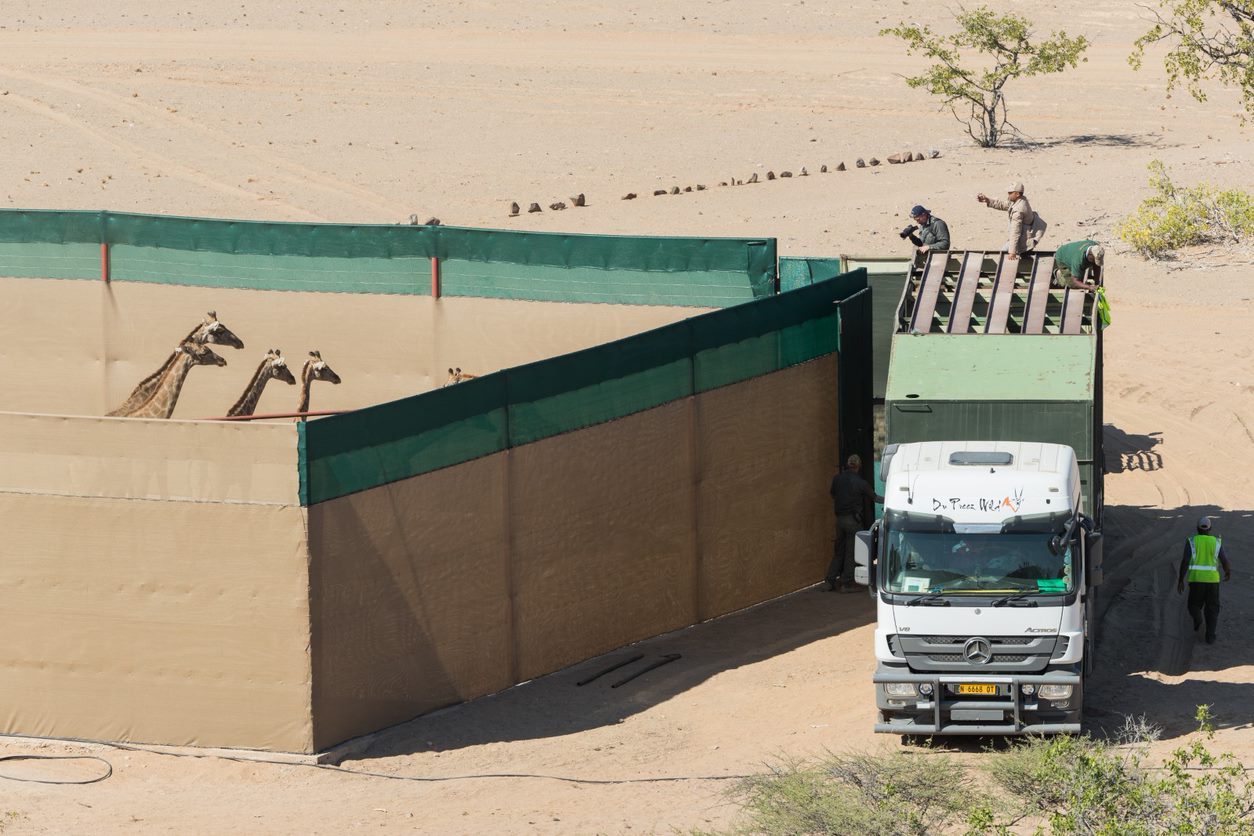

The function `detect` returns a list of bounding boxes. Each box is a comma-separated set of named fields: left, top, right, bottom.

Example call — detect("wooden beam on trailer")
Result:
left=946, top=252, right=984, bottom=334
left=909, top=252, right=947, bottom=333
left=984, top=255, right=1017, bottom=334
left=1022, top=254, right=1055, bottom=334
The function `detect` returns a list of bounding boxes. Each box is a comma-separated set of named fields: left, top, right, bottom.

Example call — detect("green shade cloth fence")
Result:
left=300, top=270, right=872, bottom=506
left=0, top=210, right=775, bottom=305
left=781, top=254, right=910, bottom=400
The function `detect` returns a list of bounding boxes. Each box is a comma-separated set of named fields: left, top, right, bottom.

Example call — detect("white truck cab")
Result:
left=855, top=440, right=1103, bottom=736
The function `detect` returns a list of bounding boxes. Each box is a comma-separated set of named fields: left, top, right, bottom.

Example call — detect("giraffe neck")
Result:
left=109, top=349, right=179, bottom=416
left=128, top=353, right=195, bottom=419
left=110, top=322, right=212, bottom=417
left=297, top=365, right=313, bottom=414
left=227, top=360, right=273, bottom=417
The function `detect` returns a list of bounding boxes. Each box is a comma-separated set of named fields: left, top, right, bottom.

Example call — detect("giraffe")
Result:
left=112, top=341, right=228, bottom=419
left=110, top=311, right=244, bottom=416
left=297, top=350, right=342, bottom=417
left=443, top=367, right=479, bottom=386
left=226, top=349, right=297, bottom=417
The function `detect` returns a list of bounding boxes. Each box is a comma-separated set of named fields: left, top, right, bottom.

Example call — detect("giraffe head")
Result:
left=267, top=348, right=297, bottom=385
left=444, top=367, right=478, bottom=386
left=198, top=311, right=245, bottom=349
left=183, top=340, right=229, bottom=367
left=304, top=350, right=342, bottom=385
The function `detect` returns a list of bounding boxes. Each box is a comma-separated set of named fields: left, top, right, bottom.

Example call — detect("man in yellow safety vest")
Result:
left=1176, top=516, right=1233, bottom=644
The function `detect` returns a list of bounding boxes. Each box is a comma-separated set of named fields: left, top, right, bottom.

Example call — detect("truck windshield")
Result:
left=882, top=527, right=1073, bottom=595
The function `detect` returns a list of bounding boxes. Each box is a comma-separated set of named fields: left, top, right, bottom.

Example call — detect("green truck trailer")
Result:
left=884, top=249, right=1104, bottom=522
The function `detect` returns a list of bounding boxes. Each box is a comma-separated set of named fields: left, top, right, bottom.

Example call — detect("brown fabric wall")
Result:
left=696, top=355, right=840, bottom=619
left=0, top=412, right=297, bottom=504
left=0, top=416, right=311, bottom=752
left=307, top=455, right=512, bottom=752
left=0, top=277, right=701, bottom=419
left=307, top=358, right=839, bottom=749
left=509, top=400, right=699, bottom=682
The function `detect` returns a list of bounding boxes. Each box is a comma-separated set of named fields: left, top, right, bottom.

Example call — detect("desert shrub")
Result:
left=719, top=709, right=1254, bottom=835
left=979, top=706, right=1254, bottom=834
left=1119, top=160, right=1254, bottom=258
left=727, top=750, right=973, bottom=836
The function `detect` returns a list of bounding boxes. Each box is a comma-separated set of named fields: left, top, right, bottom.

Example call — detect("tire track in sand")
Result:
left=0, top=88, right=322, bottom=220
left=0, top=66, right=408, bottom=220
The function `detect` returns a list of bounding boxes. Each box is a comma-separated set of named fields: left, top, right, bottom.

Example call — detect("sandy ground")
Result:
left=2, top=0, right=1254, bottom=833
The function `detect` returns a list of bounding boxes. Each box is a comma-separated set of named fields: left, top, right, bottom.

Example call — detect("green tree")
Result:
left=881, top=7, right=1089, bottom=147
left=1130, top=1, right=1254, bottom=120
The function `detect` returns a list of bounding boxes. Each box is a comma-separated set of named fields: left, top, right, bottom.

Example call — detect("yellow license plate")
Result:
left=956, top=684, right=998, bottom=695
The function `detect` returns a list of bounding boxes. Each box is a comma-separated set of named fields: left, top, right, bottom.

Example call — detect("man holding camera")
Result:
left=900, top=204, right=950, bottom=255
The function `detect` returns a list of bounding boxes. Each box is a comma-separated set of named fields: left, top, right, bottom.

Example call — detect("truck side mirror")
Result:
left=1086, top=531, right=1104, bottom=587
left=854, top=530, right=873, bottom=567
left=854, top=529, right=875, bottom=587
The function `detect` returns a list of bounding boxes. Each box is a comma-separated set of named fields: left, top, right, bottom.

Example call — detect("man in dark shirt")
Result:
left=825, top=454, right=883, bottom=592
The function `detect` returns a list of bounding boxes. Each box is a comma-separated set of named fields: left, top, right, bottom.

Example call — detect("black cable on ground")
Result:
left=309, top=763, right=752, bottom=785
left=101, top=740, right=749, bottom=785
left=0, top=754, right=113, bottom=785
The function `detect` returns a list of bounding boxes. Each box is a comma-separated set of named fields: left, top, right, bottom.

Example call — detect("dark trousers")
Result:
left=1187, top=582, right=1221, bottom=640
left=825, top=513, right=862, bottom=585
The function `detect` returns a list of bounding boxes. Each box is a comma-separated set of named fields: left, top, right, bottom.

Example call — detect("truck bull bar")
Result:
left=873, top=670, right=1082, bottom=736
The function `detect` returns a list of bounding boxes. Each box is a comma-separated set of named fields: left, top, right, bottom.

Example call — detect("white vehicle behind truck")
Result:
left=855, top=441, right=1103, bottom=735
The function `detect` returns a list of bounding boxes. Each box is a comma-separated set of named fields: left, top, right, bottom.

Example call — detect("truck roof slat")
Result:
left=946, top=252, right=984, bottom=334
left=1060, top=287, right=1084, bottom=334
left=1022, top=255, right=1054, bottom=334
left=984, top=255, right=1017, bottom=334
left=909, top=252, right=948, bottom=334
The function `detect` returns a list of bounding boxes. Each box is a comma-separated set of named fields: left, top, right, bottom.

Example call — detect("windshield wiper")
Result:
left=905, top=590, right=951, bottom=607
left=992, top=591, right=1038, bottom=607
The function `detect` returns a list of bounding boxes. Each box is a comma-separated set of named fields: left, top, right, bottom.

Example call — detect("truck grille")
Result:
left=927, top=653, right=1028, bottom=663
left=897, top=635, right=1061, bottom=673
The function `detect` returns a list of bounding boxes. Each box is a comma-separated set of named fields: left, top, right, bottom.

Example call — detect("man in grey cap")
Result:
left=977, top=182, right=1046, bottom=260
left=899, top=204, right=950, bottom=255
left=1053, top=238, right=1105, bottom=289
left=1177, top=515, right=1233, bottom=644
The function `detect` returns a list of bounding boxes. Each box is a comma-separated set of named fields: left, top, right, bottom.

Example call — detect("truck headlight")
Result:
left=1038, top=684, right=1073, bottom=700
left=1020, top=683, right=1036, bottom=696
left=918, top=682, right=934, bottom=697
left=884, top=683, right=917, bottom=697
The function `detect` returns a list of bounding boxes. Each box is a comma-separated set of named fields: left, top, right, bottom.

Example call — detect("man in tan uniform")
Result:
left=977, top=182, right=1046, bottom=260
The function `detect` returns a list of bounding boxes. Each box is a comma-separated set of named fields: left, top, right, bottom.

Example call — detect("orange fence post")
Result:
left=431, top=256, right=441, bottom=299
left=100, top=243, right=110, bottom=282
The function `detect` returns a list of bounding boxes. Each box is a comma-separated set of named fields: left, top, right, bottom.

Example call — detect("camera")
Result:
left=899, top=224, right=918, bottom=240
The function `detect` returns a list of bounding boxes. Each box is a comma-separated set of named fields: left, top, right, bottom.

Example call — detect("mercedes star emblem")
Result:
left=963, top=637, right=993, bottom=665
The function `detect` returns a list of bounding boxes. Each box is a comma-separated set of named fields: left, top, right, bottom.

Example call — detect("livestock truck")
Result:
left=853, top=249, right=1104, bottom=736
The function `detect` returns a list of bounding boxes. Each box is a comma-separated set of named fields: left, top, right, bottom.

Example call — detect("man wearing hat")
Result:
left=977, top=182, right=1045, bottom=260
left=1177, top=516, right=1233, bottom=644
left=1053, top=238, right=1105, bottom=289
left=899, top=204, right=950, bottom=255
